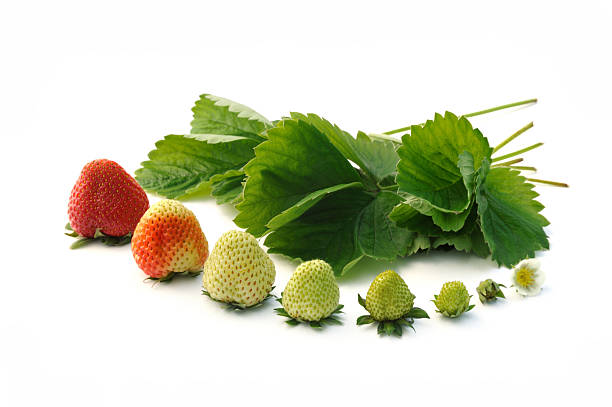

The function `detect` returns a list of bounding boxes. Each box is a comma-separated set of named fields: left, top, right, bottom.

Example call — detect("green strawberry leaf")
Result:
left=136, top=134, right=258, bottom=198
left=396, top=112, right=491, bottom=212
left=234, top=119, right=362, bottom=237
left=209, top=169, right=245, bottom=205
left=265, top=188, right=373, bottom=275
left=475, top=161, right=549, bottom=267
left=289, top=113, right=399, bottom=182
left=352, top=131, right=400, bottom=182
left=265, top=189, right=415, bottom=275
left=266, top=182, right=364, bottom=230
left=388, top=202, right=441, bottom=236
left=432, top=227, right=491, bottom=258
left=191, top=94, right=271, bottom=141
left=406, top=234, right=432, bottom=256
left=356, top=191, right=415, bottom=260
left=396, top=194, right=472, bottom=233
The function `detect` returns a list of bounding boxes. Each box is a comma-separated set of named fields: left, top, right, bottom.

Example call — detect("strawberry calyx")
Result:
left=65, top=223, right=132, bottom=249
left=274, top=295, right=344, bottom=328
left=145, top=270, right=201, bottom=283
left=356, top=294, right=429, bottom=337
left=202, top=287, right=276, bottom=311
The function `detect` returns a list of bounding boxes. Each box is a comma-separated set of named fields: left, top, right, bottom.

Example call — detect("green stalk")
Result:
left=509, top=165, right=537, bottom=171
left=492, top=122, right=534, bottom=154
left=379, top=183, right=400, bottom=191
left=383, top=98, right=537, bottom=135
left=492, top=142, right=543, bottom=163
left=463, top=99, right=538, bottom=118
left=491, top=158, right=523, bottom=167
left=526, top=178, right=569, bottom=188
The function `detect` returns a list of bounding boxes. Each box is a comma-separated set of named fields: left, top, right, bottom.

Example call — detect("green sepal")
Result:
left=433, top=294, right=475, bottom=318
left=383, top=321, right=396, bottom=336
left=357, top=293, right=428, bottom=337
left=321, top=316, right=342, bottom=325
left=146, top=270, right=201, bottom=283
left=356, top=315, right=375, bottom=325
left=202, top=287, right=275, bottom=310
left=404, top=307, right=430, bottom=319
left=477, top=279, right=506, bottom=303
left=274, top=293, right=344, bottom=329
left=65, top=223, right=132, bottom=249
left=358, top=293, right=367, bottom=309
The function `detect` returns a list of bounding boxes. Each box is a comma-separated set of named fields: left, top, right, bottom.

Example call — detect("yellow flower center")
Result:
left=516, top=267, right=535, bottom=288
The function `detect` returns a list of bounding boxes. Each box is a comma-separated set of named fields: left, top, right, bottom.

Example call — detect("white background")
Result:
left=1, top=1, right=610, bottom=406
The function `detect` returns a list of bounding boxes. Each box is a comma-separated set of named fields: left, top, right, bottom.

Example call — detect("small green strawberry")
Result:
left=476, top=279, right=506, bottom=303
left=357, top=270, right=429, bottom=337
left=432, top=281, right=475, bottom=318
left=275, top=260, right=343, bottom=328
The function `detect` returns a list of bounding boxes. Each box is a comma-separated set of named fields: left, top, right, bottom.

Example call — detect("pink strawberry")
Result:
left=131, top=199, right=209, bottom=280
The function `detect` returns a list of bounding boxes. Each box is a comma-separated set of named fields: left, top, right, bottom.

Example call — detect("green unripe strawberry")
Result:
left=476, top=279, right=506, bottom=303
left=281, top=260, right=340, bottom=322
left=365, top=270, right=415, bottom=321
left=202, top=230, right=275, bottom=308
left=433, top=281, right=474, bottom=318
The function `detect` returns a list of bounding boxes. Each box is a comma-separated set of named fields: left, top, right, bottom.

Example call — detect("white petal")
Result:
left=533, top=270, right=546, bottom=288
left=520, top=258, right=541, bottom=272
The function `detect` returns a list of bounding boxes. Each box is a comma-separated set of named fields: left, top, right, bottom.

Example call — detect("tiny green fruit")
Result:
left=357, top=270, right=429, bottom=337
left=433, top=281, right=475, bottom=318
left=366, top=270, right=415, bottom=321
left=476, top=279, right=506, bottom=303
left=275, top=260, right=343, bottom=327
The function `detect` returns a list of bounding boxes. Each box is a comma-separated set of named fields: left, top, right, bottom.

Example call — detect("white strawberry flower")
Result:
left=511, top=259, right=545, bottom=296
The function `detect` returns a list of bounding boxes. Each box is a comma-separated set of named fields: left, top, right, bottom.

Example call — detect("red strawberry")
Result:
left=131, top=199, right=209, bottom=280
left=68, top=159, right=149, bottom=238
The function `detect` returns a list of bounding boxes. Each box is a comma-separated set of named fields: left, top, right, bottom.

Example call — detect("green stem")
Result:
left=492, top=142, right=543, bottom=162
left=509, top=165, right=537, bottom=171
left=492, top=122, right=534, bottom=154
left=491, top=158, right=523, bottom=167
left=367, top=133, right=402, bottom=143
left=463, top=98, right=538, bottom=118
left=526, top=178, right=569, bottom=188
left=383, top=98, right=537, bottom=135
left=379, top=184, right=399, bottom=191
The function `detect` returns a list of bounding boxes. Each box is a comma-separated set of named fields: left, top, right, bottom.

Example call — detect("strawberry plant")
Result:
left=136, top=94, right=566, bottom=275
